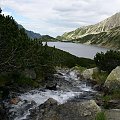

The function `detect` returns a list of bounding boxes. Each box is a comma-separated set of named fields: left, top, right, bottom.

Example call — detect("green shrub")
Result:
left=94, top=50, right=120, bottom=73
left=12, top=73, right=38, bottom=87
left=110, top=88, right=120, bottom=99
left=95, top=112, right=107, bottom=120
left=16, top=77, right=38, bottom=87
left=6, top=72, right=39, bottom=88
left=92, top=71, right=108, bottom=84
left=100, top=89, right=120, bottom=109
left=101, top=95, right=111, bottom=109
left=0, top=75, right=8, bottom=87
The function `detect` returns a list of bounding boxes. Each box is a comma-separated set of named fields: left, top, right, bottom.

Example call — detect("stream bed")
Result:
left=6, top=68, right=96, bottom=120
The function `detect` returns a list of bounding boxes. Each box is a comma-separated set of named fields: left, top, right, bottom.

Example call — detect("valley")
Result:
left=57, top=12, right=120, bottom=50
left=0, top=6, right=120, bottom=120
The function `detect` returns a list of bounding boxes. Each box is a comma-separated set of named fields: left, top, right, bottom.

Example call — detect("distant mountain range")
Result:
left=18, top=24, right=58, bottom=41
left=57, top=12, right=120, bottom=49
left=18, top=24, right=42, bottom=39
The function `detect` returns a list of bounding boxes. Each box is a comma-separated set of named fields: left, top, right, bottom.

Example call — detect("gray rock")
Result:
left=41, top=98, right=58, bottom=108
left=45, top=83, right=57, bottom=90
left=82, top=67, right=99, bottom=80
left=9, top=97, right=20, bottom=105
left=105, top=109, right=120, bottom=120
left=28, top=98, right=58, bottom=120
left=104, top=66, right=120, bottom=90
left=93, top=84, right=104, bottom=91
left=37, top=99, right=101, bottom=120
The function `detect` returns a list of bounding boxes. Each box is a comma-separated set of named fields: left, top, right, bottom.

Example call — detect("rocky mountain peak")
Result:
left=96, top=12, right=120, bottom=31
left=59, top=12, right=120, bottom=40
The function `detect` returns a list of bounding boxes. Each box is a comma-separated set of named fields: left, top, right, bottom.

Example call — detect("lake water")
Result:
left=45, top=42, right=108, bottom=59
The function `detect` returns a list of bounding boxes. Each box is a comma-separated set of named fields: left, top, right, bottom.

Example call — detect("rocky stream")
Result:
left=3, top=68, right=101, bottom=120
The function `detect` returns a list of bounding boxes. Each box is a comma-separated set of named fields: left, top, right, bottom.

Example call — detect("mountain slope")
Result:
left=73, top=26, right=120, bottom=49
left=25, top=30, right=41, bottom=39
left=57, top=12, right=120, bottom=49
left=18, top=24, right=41, bottom=39
left=39, top=35, right=58, bottom=42
left=58, top=12, right=120, bottom=40
left=18, top=24, right=58, bottom=41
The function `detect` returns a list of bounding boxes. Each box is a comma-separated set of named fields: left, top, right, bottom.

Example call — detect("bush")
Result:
left=102, top=95, right=111, bottom=109
left=100, top=88, right=120, bottom=109
left=94, top=50, right=120, bottom=73
left=92, top=71, right=108, bottom=84
left=11, top=72, right=38, bottom=87
left=110, top=88, right=120, bottom=99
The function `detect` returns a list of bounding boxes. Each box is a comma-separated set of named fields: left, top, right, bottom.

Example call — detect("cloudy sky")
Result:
left=1, top=0, right=120, bottom=37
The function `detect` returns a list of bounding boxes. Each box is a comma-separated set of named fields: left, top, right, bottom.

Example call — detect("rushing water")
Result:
left=7, top=42, right=106, bottom=120
left=44, top=42, right=108, bottom=59
left=8, top=69, right=96, bottom=120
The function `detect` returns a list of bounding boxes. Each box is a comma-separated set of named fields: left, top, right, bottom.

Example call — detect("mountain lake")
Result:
left=44, top=42, right=109, bottom=59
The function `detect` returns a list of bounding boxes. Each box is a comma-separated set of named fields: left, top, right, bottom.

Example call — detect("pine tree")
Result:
left=0, top=8, right=2, bottom=13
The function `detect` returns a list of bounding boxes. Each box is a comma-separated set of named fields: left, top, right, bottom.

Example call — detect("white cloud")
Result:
left=1, top=0, right=120, bottom=37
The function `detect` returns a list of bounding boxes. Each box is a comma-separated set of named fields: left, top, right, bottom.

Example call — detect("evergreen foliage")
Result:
left=0, top=8, right=2, bottom=13
left=38, top=35, right=58, bottom=42
left=0, top=13, right=95, bottom=90
left=94, top=50, right=120, bottom=73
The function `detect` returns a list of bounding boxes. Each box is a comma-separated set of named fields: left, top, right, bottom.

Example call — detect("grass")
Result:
left=111, top=89, right=120, bottom=99
left=101, top=95, right=111, bottom=109
left=95, top=112, right=107, bottom=120
left=100, top=88, right=120, bottom=109
left=74, top=65, right=86, bottom=72
left=92, top=71, right=109, bottom=84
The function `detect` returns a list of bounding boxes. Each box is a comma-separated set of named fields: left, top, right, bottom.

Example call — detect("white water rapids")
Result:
left=8, top=69, right=95, bottom=120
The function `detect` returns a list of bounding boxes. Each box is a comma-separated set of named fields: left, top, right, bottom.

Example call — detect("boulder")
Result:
left=45, top=83, right=57, bottom=90
left=82, top=67, right=99, bottom=80
left=28, top=98, right=58, bottom=120
left=41, top=98, right=58, bottom=108
left=105, top=109, right=120, bottom=120
left=104, top=66, right=120, bottom=90
left=9, top=97, right=20, bottom=105
left=23, top=69, right=36, bottom=80
left=93, top=84, right=104, bottom=91
left=38, top=100, right=101, bottom=120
